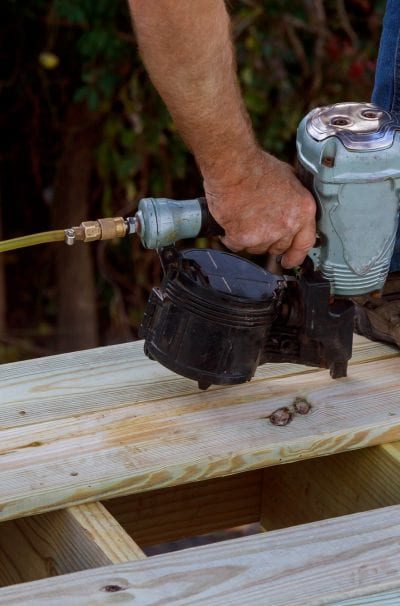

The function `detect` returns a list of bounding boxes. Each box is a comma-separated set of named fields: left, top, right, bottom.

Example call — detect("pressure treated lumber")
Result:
left=329, top=589, right=400, bottom=605
left=1, top=334, right=394, bottom=429
left=105, top=441, right=400, bottom=547
left=261, top=441, right=400, bottom=530
left=1, top=504, right=400, bottom=605
left=0, top=502, right=145, bottom=587
left=0, top=336, right=399, bottom=522
left=105, top=470, right=262, bottom=546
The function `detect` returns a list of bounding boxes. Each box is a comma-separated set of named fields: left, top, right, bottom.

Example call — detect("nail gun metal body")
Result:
left=298, top=102, right=400, bottom=296
left=133, top=103, right=400, bottom=389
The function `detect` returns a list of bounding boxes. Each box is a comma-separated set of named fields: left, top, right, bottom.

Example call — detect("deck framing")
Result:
left=1, top=335, right=399, bottom=604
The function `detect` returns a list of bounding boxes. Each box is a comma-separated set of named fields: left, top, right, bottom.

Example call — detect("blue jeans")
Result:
left=372, top=0, right=400, bottom=271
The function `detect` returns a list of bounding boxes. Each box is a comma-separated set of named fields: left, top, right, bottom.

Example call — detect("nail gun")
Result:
left=125, top=102, right=400, bottom=389
left=60, top=102, right=400, bottom=389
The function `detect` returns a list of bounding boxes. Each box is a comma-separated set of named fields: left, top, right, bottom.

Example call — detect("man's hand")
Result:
left=204, top=150, right=316, bottom=268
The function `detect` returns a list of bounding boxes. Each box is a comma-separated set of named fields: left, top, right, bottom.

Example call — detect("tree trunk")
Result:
left=53, top=106, right=100, bottom=353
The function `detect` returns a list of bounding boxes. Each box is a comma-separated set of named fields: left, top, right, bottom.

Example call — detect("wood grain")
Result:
left=1, top=505, right=400, bottom=605
left=0, top=502, right=145, bottom=587
left=105, top=470, right=262, bottom=546
left=1, top=335, right=394, bottom=430
left=261, top=442, right=400, bottom=530
left=329, top=589, right=400, bottom=605
left=0, top=337, right=399, bottom=522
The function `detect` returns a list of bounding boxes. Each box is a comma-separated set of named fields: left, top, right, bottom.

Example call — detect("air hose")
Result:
left=0, top=230, right=66, bottom=253
left=0, top=217, right=130, bottom=253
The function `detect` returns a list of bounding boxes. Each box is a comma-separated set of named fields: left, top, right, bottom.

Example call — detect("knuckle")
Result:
left=221, top=236, right=240, bottom=252
left=284, top=256, right=303, bottom=269
left=224, top=232, right=260, bottom=252
left=303, top=196, right=317, bottom=215
left=281, top=215, right=295, bottom=232
left=295, top=241, right=313, bottom=253
left=269, top=239, right=291, bottom=255
left=305, top=236, right=317, bottom=249
left=240, top=235, right=259, bottom=250
left=298, top=228, right=317, bottom=249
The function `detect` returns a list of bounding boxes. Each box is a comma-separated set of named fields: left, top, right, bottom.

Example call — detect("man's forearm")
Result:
left=129, top=0, right=258, bottom=182
left=129, top=0, right=316, bottom=266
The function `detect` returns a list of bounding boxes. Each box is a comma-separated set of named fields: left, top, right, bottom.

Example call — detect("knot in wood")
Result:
left=293, top=397, right=311, bottom=415
left=270, top=407, right=292, bottom=426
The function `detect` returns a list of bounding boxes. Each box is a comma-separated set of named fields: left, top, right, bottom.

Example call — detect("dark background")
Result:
left=0, top=0, right=385, bottom=362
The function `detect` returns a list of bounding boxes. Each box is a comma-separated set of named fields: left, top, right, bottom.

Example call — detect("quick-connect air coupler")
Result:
left=64, top=217, right=127, bottom=245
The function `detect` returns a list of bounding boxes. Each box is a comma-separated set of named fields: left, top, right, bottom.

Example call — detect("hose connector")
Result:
left=64, top=217, right=128, bottom=245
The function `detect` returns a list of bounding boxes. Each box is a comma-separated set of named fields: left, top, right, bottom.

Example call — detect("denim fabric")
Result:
left=372, top=1, right=400, bottom=271
left=372, top=0, right=400, bottom=113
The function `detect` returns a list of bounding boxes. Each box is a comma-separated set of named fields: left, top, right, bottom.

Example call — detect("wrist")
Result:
left=201, top=145, right=273, bottom=190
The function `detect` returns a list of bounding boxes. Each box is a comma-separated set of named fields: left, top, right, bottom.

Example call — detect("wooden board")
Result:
left=261, top=442, right=400, bottom=530
left=1, top=336, right=399, bottom=522
left=105, top=470, right=262, bottom=546
left=1, top=335, right=394, bottom=429
left=105, top=441, right=400, bottom=549
left=1, top=505, right=400, bottom=605
left=329, top=589, right=400, bottom=605
left=0, top=502, right=144, bottom=587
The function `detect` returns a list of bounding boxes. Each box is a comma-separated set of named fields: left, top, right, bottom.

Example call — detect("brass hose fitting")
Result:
left=64, top=217, right=128, bottom=245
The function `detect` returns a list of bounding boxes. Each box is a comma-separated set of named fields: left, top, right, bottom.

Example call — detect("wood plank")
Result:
left=261, top=442, right=400, bottom=530
left=0, top=502, right=145, bottom=587
left=0, top=342, right=400, bottom=522
left=1, top=505, right=400, bottom=605
left=105, top=470, right=262, bottom=546
left=0, top=335, right=394, bottom=430
left=61, top=501, right=146, bottom=562
left=329, top=589, right=400, bottom=605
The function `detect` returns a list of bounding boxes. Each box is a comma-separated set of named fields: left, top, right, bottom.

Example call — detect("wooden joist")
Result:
left=103, top=442, right=400, bottom=548
left=0, top=502, right=144, bottom=587
left=105, top=470, right=263, bottom=546
left=0, top=336, right=399, bottom=522
left=262, top=442, right=400, bottom=530
left=1, top=505, right=400, bottom=605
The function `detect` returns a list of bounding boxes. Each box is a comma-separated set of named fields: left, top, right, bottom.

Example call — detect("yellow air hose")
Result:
left=0, top=230, right=66, bottom=253
left=0, top=217, right=128, bottom=253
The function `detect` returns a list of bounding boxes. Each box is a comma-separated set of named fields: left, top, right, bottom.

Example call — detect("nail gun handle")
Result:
left=134, top=196, right=224, bottom=248
left=198, top=197, right=225, bottom=238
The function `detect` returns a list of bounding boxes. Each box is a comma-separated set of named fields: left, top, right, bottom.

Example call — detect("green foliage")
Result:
left=231, top=0, right=383, bottom=155
left=49, top=0, right=385, bottom=190
left=51, top=0, right=192, bottom=211
left=54, top=0, right=131, bottom=111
